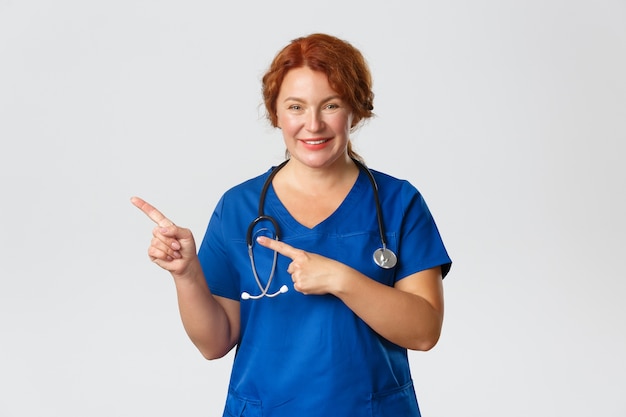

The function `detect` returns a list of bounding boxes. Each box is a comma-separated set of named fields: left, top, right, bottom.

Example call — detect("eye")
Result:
left=324, top=103, right=340, bottom=110
left=288, top=104, right=302, bottom=111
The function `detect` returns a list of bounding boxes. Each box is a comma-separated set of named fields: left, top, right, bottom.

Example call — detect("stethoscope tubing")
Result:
left=242, top=158, right=397, bottom=300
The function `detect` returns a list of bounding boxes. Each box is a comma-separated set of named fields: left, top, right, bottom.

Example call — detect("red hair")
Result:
left=262, top=33, right=375, bottom=137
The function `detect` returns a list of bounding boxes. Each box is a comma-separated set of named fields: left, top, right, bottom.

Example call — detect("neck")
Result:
left=277, top=155, right=359, bottom=196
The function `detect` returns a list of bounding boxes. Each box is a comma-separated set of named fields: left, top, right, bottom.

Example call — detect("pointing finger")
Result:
left=256, top=236, right=301, bottom=260
left=130, top=196, right=175, bottom=227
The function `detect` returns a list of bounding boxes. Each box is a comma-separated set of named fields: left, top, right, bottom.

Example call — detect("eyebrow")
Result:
left=281, top=95, right=343, bottom=103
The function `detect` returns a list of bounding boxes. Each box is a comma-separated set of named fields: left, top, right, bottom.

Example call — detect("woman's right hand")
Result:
left=131, top=196, right=240, bottom=358
left=131, top=196, right=198, bottom=277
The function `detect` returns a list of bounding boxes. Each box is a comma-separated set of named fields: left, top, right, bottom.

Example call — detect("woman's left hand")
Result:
left=257, top=237, right=444, bottom=351
left=255, top=236, right=347, bottom=295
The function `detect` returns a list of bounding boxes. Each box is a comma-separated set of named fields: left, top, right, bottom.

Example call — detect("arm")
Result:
left=131, top=196, right=240, bottom=359
left=333, top=265, right=443, bottom=351
left=170, top=258, right=240, bottom=359
left=256, top=236, right=443, bottom=351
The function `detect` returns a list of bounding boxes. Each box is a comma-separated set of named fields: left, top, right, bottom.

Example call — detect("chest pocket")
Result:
left=288, top=231, right=398, bottom=287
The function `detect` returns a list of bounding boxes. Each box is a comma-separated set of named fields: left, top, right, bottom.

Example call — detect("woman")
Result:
left=132, top=33, right=451, bottom=416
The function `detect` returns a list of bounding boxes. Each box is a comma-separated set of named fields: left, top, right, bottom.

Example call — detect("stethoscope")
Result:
left=241, top=158, right=397, bottom=300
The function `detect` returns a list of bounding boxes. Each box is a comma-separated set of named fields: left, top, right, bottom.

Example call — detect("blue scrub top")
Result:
left=198, top=166, right=451, bottom=417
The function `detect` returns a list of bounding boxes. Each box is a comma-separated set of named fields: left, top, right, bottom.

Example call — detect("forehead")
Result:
left=279, top=67, right=338, bottom=98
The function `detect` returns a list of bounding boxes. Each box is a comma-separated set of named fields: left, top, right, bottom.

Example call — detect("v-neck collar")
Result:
left=265, top=169, right=367, bottom=234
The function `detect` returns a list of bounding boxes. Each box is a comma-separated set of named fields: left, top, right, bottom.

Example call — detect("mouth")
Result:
left=302, top=139, right=330, bottom=145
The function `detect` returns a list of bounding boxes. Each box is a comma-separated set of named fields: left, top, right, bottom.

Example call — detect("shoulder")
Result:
left=220, top=168, right=272, bottom=199
left=366, top=167, right=432, bottom=216
left=368, top=168, right=421, bottom=197
left=211, top=168, right=274, bottom=216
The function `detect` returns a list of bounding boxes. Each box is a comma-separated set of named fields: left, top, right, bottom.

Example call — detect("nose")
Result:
left=305, top=110, right=324, bottom=132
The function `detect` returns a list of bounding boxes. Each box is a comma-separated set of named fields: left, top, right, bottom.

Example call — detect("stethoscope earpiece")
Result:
left=241, top=284, right=288, bottom=300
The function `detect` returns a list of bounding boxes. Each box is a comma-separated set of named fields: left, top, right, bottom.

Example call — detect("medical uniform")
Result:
left=198, top=165, right=452, bottom=417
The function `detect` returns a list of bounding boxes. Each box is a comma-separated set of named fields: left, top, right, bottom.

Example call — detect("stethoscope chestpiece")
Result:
left=373, top=247, right=397, bottom=269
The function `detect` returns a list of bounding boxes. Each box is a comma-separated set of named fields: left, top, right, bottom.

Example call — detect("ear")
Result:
left=349, top=113, right=358, bottom=128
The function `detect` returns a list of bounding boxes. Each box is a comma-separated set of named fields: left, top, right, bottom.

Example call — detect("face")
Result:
left=276, top=66, right=354, bottom=169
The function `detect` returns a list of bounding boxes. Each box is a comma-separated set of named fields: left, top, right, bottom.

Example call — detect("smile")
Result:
left=303, top=139, right=329, bottom=145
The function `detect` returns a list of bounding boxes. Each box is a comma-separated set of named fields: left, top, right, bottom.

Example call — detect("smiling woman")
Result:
left=275, top=67, right=354, bottom=173
left=132, top=33, right=451, bottom=416
left=262, top=33, right=374, bottom=163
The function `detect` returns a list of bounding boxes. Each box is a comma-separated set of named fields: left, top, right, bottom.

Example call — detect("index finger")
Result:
left=256, top=236, right=301, bottom=260
left=130, top=196, right=174, bottom=227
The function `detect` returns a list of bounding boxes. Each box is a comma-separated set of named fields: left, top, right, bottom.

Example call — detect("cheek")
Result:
left=275, top=111, right=285, bottom=129
left=333, top=114, right=353, bottom=133
left=276, top=113, right=297, bottom=133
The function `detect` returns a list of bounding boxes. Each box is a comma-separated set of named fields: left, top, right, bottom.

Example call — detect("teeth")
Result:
left=305, top=139, right=328, bottom=145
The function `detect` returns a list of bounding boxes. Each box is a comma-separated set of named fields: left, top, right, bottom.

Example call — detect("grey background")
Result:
left=1, top=1, right=625, bottom=416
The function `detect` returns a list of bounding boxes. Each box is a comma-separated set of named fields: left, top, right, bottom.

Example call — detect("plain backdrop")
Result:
left=1, top=1, right=625, bottom=416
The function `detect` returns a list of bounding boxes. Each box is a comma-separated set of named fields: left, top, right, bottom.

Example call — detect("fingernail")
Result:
left=171, top=241, right=180, bottom=250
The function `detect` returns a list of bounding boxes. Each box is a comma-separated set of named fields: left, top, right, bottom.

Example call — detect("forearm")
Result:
left=130, top=197, right=239, bottom=358
left=333, top=267, right=444, bottom=351
left=172, top=259, right=238, bottom=359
